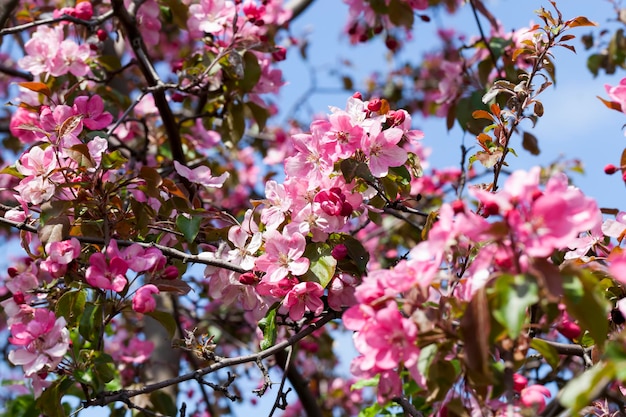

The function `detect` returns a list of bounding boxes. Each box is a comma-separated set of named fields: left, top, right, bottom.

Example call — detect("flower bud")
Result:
left=367, top=98, right=382, bottom=112
left=604, top=164, right=619, bottom=175
left=239, top=272, right=258, bottom=285
left=332, top=244, right=348, bottom=260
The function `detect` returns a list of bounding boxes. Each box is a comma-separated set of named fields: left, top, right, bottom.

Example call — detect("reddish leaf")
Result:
left=18, top=81, right=51, bottom=97
left=522, top=131, right=540, bottom=155
left=460, top=287, right=493, bottom=384
left=566, top=16, right=598, bottom=28
left=597, top=96, right=623, bottom=112
left=472, top=110, right=493, bottom=121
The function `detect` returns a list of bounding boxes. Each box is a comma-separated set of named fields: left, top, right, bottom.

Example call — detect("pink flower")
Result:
left=279, top=281, right=324, bottom=320
left=8, top=309, right=70, bottom=376
left=14, top=176, right=56, bottom=205
left=40, top=238, right=81, bottom=278
left=132, top=284, right=159, bottom=313
left=85, top=252, right=128, bottom=292
left=362, top=122, right=407, bottom=177
left=349, top=301, right=419, bottom=372
left=314, top=187, right=353, bottom=217
left=605, top=78, right=626, bottom=114
left=255, top=230, right=309, bottom=282
left=520, top=385, right=551, bottom=412
left=187, top=0, right=236, bottom=38
left=173, top=161, right=229, bottom=188
left=16, top=146, right=57, bottom=177
left=73, top=95, right=113, bottom=130
left=10, top=107, right=44, bottom=144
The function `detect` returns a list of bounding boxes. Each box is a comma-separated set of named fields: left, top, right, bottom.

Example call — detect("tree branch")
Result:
left=84, top=311, right=341, bottom=407
left=0, top=214, right=247, bottom=273
left=110, top=0, right=186, bottom=165
left=284, top=0, right=315, bottom=22
left=0, top=0, right=19, bottom=30
left=276, top=348, right=323, bottom=417
left=0, top=11, right=113, bottom=35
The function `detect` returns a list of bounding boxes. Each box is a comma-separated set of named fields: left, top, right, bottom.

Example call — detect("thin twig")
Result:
left=83, top=311, right=340, bottom=407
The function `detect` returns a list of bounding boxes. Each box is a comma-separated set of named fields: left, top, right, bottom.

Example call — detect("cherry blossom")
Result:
left=255, top=230, right=309, bottom=282
left=8, top=309, right=70, bottom=376
left=85, top=252, right=129, bottom=292
left=279, top=281, right=324, bottom=321
left=132, top=284, right=160, bottom=313
left=173, top=161, right=229, bottom=188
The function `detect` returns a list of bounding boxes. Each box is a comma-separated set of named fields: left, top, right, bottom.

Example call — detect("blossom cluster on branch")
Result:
left=1, top=0, right=626, bottom=417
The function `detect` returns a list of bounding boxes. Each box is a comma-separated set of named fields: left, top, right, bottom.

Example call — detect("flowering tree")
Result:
left=1, top=0, right=626, bottom=416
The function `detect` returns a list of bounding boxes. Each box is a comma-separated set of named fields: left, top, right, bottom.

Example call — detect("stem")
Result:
left=83, top=311, right=340, bottom=407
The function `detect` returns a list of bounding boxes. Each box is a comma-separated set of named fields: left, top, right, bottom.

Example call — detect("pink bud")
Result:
left=171, top=92, right=185, bottom=102
left=352, top=92, right=363, bottom=100
left=74, top=1, right=93, bottom=20
left=96, top=29, right=108, bottom=42
left=13, top=292, right=25, bottom=304
left=482, top=201, right=500, bottom=216
left=558, top=320, right=581, bottom=339
left=239, top=272, right=258, bottom=285
left=513, top=373, right=528, bottom=393
left=332, top=244, right=348, bottom=260
left=7, top=267, right=18, bottom=277
left=272, top=46, right=287, bottom=62
left=163, top=265, right=179, bottom=280
left=605, top=164, right=618, bottom=175
left=451, top=200, right=465, bottom=214
left=367, top=98, right=382, bottom=112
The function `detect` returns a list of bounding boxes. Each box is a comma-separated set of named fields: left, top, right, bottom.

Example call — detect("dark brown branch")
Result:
left=284, top=0, right=315, bottom=21
left=84, top=311, right=340, bottom=407
left=276, top=349, right=323, bottom=417
left=0, top=0, right=19, bottom=30
left=392, top=396, right=424, bottom=417
left=110, top=0, right=186, bottom=165
left=0, top=11, right=113, bottom=35
left=0, top=64, right=33, bottom=81
left=469, top=0, right=501, bottom=77
left=0, top=214, right=246, bottom=273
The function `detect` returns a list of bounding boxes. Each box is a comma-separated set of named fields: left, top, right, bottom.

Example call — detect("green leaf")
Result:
left=558, top=362, right=615, bottom=413
left=161, top=0, right=188, bottom=27
left=258, top=308, right=277, bottom=350
left=38, top=215, right=70, bottom=245
left=1, top=395, right=39, bottom=417
left=176, top=215, right=202, bottom=243
left=245, top=101, right=270, bottom=131
left=358, top=402, right=384, bottom=417
left=145, top=310, right=177, bottom=339
left=56, top=290, right=87, bottom=327
left=79, top=303, right=102, bottom=341
left=301, top=242, right=337, bottom=288
left=530, top=338, right=560, bottom=371
left=351, top=375, right=379, bottom=390
left=97, top=55, right=122, bottom=72
left=240, top=51, right=262, bottom=93
left=341, top=235, right=370, bottom=274
left=418, top=344, right=438, bottom=377
left=489, top=274, right=539, bottom=339
left=35, top=378, right=68, bottom=417
left=562, top=270, right=610, bottom=347
left=150, top=391, right=178, bottom=416
left=221, top=101, right=245, bottom=145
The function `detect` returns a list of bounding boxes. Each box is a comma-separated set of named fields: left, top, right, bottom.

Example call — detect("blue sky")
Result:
left=278, top=0, right=626, bottom=210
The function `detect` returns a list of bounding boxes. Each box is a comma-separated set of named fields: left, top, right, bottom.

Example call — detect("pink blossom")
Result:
left=173, top=161, right=229, bottom=188
left=40, top=238, right=81, bottom=278
left=8, top=309, right=70, bottom=376
left=188, top=0, right=236, bottom=38
left=279, top=281, right=324, bottom=320
left=260, top=180, right=293, bottom=230
left=314, top=187, right=354, bottom=217
left=227, top=226, right=262, bottom=270
left=16, top=146, right=57, bottom=177
left=9, top=107, right=44, bottom=144
left=520, top=385, right=551, bottom=412
left=605, top=78, right=626, bottom=115
left=85, top=252, right=128, bottom=292
left=14, top=176, right=56, bottom=205
left=255, top=230, right=309, bottom=282
left=73, top=95, right=113, bottom=130
left=132, top=284, right=159, bottom=313
left=362, top=122, right=407, bottom=177
left=349, top=301, right=419, bottom=372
